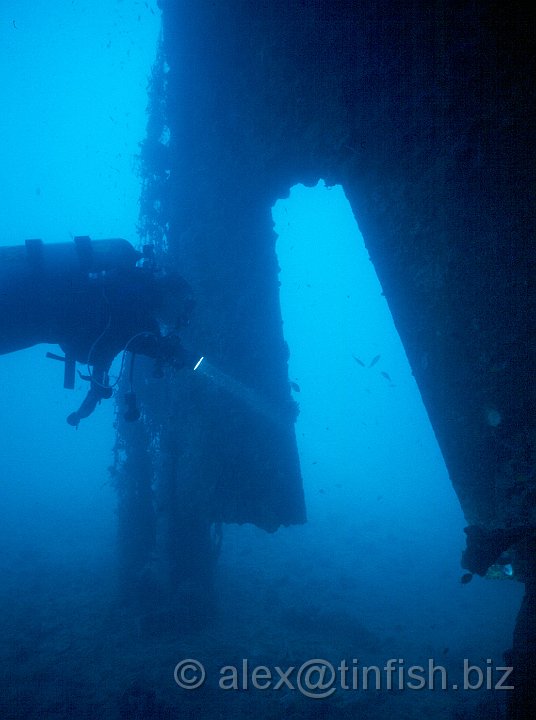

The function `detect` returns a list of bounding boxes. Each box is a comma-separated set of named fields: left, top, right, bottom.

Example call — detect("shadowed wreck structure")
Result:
left=113, top=1, right=535, bottom=715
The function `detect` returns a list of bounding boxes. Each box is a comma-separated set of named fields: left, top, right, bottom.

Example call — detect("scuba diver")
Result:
left=0, top=236, right=195, bottom=426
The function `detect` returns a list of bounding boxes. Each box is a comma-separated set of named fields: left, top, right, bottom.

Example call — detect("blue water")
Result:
left=0, top=3, right=523, bottom=718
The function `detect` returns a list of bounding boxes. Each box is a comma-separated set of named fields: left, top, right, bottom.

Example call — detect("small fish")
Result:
left=460, top=573, right=473, bottom=585
left=352, top=355, right=365, bottom=367
left=369, top=354, right=381, bottom=367
left=290, top=381, right=300, bottom=392
left=380, top=371, right=392, bottom=381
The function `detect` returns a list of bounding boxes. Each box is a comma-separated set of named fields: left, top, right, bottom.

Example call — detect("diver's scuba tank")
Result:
left=0, top=236, right=144, bottom=357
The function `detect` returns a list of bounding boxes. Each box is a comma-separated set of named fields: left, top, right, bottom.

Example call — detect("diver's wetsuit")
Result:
left=0, top=237, right=193, bottom=425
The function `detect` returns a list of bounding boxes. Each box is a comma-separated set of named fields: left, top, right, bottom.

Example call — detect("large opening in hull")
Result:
left=273, top=180, right=456, bottom=525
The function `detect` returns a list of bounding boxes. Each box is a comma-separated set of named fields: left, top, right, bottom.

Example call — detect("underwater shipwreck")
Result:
left=123, top=1, right=533, bottom=716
